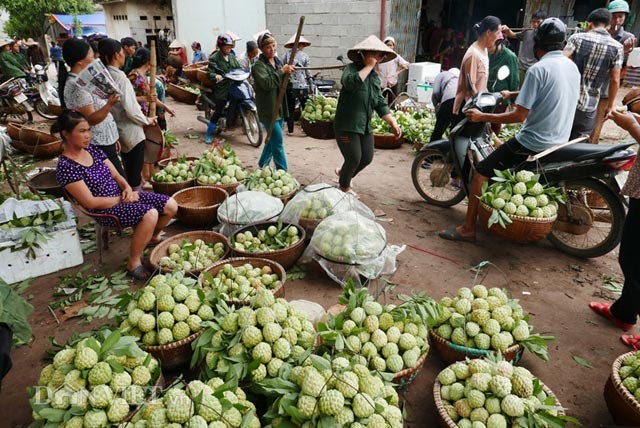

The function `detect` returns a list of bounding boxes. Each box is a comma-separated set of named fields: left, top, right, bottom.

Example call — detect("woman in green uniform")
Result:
left=334, top=36, right=402, bottom=196
left=205, top=33, right=241, bottom=144
left=0, top=40, right=27, bottom=80
left=252, top=32, right=295, bottom=171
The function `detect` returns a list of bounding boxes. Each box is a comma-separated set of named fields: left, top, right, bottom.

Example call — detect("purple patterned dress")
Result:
left=57, top=145, right=169, bottom=227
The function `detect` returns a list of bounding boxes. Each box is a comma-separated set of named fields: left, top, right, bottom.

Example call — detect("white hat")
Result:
left=284, top=35, right=311, bottom=49
left=383, top=36, right=396, bottom=45
left=169, top=40, right=185, bottom=49
left=347, top=35, right=397, bottom=63
left=0, top=39, right=11, bottom=49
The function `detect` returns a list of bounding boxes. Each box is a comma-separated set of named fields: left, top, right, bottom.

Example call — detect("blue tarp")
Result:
left=50, top=13, right=107, bottom=37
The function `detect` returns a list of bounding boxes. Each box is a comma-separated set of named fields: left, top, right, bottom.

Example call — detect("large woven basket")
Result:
left=197, top=178, right=242, bottom=195
left=200, top=257, right=286, bottom=306
left=11, top=139, right=63, bottom=158
left=149, top=231, right=230, bottom=275
left=429, top=329, right=523, bottom=364
left=143, top=331, right=202, bottom=371
left=230, top=222, right=306, bottom=269
left=434, top=372, right=563, bottom=428
left=166, top=83, right=198, bottom=105
left=19, top=125, right=58, bottom=146
left=374, top=133, right=403, bottom=149
left=173, top=186, right=228, bottom=226
left=27, top=169, right=63, bottom=197
left=604, top=351, right=640, bottom=426
left=478, top=201, right=557, bottom=242
left=300, top=118, right=335, bottom=140
left=151, top=178, right=195, bottom=196
left=10, top=139, right=33, bottom=154
left=6, top=122, right=21, bottom=140
left=278, top=187, right=299, bottom=206
left=393, top=350, right=429, bottom=388
left=184, top=62, right=207, bottom=82
left=197, top=68, right=214, bottom=88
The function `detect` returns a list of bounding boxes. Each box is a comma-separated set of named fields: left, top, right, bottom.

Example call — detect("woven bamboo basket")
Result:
left=157, top=156, right=199, bottom=169
left=196, top=178, right=241, bottom=195
left=278, top=187, right=299, bottom=205
left=230, top=222, right=306, bottom=269
left=151, top=178, right=195, bottom=196
left=143, top=331, right=202, bottom=371
left=434, top=373, right=563, bottom=428
left=173, top=186, right=228, bottom=226
left=27, top=169, right=63, bottom=197
left=604, top=351, right=640, bottom=426
left=429, top=330, right=523, bottom=364
left=19, top=125, right=58, bottom=146
left=393, top=350, right=429, bottom=388
left=200, top=257, right=286, bottom=306
left=184, top=62, right=207, bottom=82
left=300, top=118, right=335, bottom=140
left=32, top=140, right=64, bottom=159
left=10, top=139, right=34, bottom=154
left=478, top=201, right=557, bottom=242
left=149, top=231, right=230, bottom=275
left=122, top=373, right=166, bottom=422
left=166, top=83, right=199, bottom=105
left=197, top=68, right=214, bottom=88
left=374, top=133, right=403, bottom=149
left=6, top=122, right=22, bottom=140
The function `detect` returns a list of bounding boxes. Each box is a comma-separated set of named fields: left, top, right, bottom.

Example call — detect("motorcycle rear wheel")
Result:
left=34, top=99, right=58, bottom=120
left=411, top=149, right=465, bottom=207
left=242, top=109, right=263, bottom=147
left=547, top=178, right=625, bottom=259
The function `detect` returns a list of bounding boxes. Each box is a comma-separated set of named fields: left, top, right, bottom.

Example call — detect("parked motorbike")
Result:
left=0, top=77, right=33, bottom=123
left=196, top=68, right=263, bottom=147
left=24, top=64, right=60, bottom=120
left=411, top=66, right=636, bottom=258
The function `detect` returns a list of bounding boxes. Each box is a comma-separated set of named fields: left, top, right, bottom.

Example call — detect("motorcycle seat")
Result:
left=540, top=142, right=635, bottom=163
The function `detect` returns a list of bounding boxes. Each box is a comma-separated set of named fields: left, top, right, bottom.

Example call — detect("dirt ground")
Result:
left=1, top=90, right=637, bottom=427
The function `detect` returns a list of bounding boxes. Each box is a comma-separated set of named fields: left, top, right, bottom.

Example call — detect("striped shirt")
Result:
left=565, top=28, right=623, bottom=112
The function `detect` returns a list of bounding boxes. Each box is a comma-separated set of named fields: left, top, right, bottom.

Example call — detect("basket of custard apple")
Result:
left=430, top=284, right=553, bottom=363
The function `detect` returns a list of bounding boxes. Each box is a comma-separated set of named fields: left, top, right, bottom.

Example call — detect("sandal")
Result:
left=146, top=236, right=167, bottom=248
left=589, top=302, right=634, bottom=331
left=127, top=265, right=152, bottom=280
left=438, top=227, right=476, bottom=243
left=622, top=335, right=640, bottom=349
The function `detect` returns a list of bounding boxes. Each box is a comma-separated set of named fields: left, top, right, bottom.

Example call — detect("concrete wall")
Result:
left=102, top=0, right=173, bottom=44
left=172, top=0, right=266, bottom=57
left=265, top=0, right=382, bottom=79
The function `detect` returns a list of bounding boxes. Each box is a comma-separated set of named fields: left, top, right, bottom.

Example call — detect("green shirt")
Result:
left=0, top=51, right=26, bottom=79
left=122, top=55, right=134, bottom=75
left=207, top=51, right=241, bottom=101
left=488, top=46, right=520, bottom=99
left=334, top=63, right=390, bottom=134
left=252, top=54, right=288, bottom=122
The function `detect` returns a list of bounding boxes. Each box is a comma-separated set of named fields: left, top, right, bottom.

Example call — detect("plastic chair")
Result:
left=63, top=189, right=123, bottom=264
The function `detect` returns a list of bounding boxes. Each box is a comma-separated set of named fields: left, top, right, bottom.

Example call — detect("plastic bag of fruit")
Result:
left=280, top=183, right=374, bottom=226
left=217, top=191, right=284, bottom=236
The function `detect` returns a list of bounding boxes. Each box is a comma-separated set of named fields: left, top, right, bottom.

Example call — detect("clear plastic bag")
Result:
left=280, top=183, right=375, bottom=226
left=217, top=191, right=284, bottom=236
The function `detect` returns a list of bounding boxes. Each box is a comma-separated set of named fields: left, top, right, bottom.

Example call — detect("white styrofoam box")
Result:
left=628, top=48, right=640, bottom=68
left=0, top=227, right=83, bottom=284
left=417, top=84, right=434, bottom=105
left=407, top=81, right=418, bottom=98
left=408, top=62, right=441, bottom=84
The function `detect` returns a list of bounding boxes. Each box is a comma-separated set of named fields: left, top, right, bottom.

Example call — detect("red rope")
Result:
left=406, top=243, right=461, bottom=265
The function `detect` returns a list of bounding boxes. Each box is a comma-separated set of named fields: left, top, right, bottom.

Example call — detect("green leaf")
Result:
left=572, top=356, right=593, bottom=369
left=520, top=334, right=553, bottom=362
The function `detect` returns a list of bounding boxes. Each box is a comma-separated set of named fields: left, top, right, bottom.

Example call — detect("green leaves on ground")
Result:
left=572, top=356, right=594, bottom=369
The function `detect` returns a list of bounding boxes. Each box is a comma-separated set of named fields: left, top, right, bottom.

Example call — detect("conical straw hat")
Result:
left=347, top=35, right=397, bottom=63
left=284, top=35, right=311, bottom=49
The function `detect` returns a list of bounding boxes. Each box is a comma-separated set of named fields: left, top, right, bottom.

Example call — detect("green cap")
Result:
left=608, top=0, right=630, bottom=14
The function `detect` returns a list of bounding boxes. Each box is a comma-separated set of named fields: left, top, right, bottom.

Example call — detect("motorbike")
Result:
left=411, top=66, right=637, bottom=258
left=196, top=68, right=263, bottom=147
left=0, top=77, right=33, bottom=124
left=24, top=64, right=60, bottom=120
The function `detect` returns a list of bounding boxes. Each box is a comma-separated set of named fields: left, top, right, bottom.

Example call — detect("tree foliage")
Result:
left=0, top=0, right=96, bottom=39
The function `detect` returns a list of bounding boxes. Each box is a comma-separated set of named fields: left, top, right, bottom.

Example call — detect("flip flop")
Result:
left=127, top=265, right=151, bottom=281
left=438, top=227, right=476, bottom=243
left=589, top=302, right=634, bottom=331
left=621, top=335, right=640, bottom=349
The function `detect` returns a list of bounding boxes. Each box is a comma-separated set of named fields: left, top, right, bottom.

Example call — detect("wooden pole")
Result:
left=295, top=64, right=345, bottom=71
left=264, top=16, right=305, bottom=147
left=149, top=40, right=157, bottom=117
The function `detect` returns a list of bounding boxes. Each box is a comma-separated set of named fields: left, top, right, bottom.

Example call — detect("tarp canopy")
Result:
left=49, top=13, right=107, bottom=37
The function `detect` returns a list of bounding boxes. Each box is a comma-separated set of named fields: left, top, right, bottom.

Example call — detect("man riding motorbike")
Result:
left=439, top=18, right=580, bottom=242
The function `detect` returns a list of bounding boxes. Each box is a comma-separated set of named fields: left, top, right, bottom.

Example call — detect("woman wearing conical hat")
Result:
left=282, top=34, right=312, bottom=135
left=333, top=35, right=402, bottom=197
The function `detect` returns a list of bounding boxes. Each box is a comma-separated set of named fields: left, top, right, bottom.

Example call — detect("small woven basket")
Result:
left=143, top=331, right=202, bottom=371
left=392, top=350, right=429, bottom=388
left=200, top=257, right=286, bottom=306
left=166, top=83, right=198, bottom=105
left=151, top=178, right=195, bottom=196
left=184, top=63, right=207, bottom=82
left=11, top=139, right=63, bottom=158
left=230, top=222, right=306, bottom=269
left=429, top=330, right=523, bottom=364
left=478, top=201, right=557, bottom=242
left=374, top=133, right=403, bottom=149
left=197, top=68, right=214, bottom=88
left=19, top=125, right=59, bottom=146
left=300, top=118, right=335, bottom=140
left=149, top=231, right=230, bottom=275
left=604, top=351, right=640, bottom=426
left=196, top=178, right=242, bottom=196
left=173, top=186, right=228, bottom=226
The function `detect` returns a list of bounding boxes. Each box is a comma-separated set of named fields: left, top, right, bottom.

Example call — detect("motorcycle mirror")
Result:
left=497, top=65, right=510, bottom=81
left=336, top=54, right=346, bottom=65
